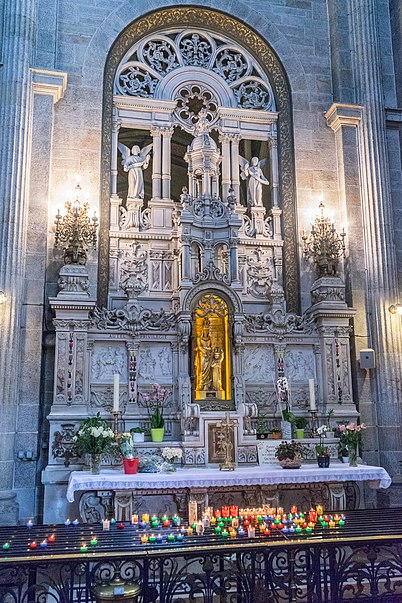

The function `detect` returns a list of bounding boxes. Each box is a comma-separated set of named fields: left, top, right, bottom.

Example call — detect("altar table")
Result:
left=67, top=464, right=391, bottom=522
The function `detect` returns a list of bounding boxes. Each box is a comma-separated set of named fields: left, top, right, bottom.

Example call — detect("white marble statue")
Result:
left=239, top=156, right=269, bottom=207
left=118, top=143, right=153, bottom=199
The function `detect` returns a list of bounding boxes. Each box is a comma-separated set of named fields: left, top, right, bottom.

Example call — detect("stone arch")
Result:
left=182, top=281, right=242, bottom=315
left=98, top=6, right=299, bottom=312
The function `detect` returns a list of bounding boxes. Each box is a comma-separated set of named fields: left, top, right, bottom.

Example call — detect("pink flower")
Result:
left=347, top=422, right=357, bottom=430
left=339, top=425, right=346, bottom=432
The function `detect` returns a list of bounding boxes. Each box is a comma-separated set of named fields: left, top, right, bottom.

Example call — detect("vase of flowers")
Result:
left=73, top=414, right=115, bottom=474
left=161, top=447, right=183, bottom=471
left=316, top=425, right=330, bottom=468
left=275, top=440, right=306, bottom=469
left=338, top=422, right=366, bottom=467
left=116, top=432, right=139, bottom=474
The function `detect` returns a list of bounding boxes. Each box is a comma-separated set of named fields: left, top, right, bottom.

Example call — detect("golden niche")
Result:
left=193, top=294, right=230, bottom=401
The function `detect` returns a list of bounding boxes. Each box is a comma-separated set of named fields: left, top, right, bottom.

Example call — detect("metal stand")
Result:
left=310, top=410, right=319, bottom=438
left=112, top=411, right=121, bottom=436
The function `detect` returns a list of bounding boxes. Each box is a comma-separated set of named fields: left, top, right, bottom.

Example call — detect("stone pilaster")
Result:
left=347, top=0, right=402, bottom=475
left=0, top=0, right=37, bottom=523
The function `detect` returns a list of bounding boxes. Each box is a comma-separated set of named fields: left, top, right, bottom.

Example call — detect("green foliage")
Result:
left=150, top=407, right=164, bottom=429
left=130, top=427, right=145, bottom=434
left=275, top=440, right=307, bottom=461
left=315, top=443, right=330, bottom=456
left=293, top=416, right=309, bottom=430
left=282, top=409, right=295, bottom=423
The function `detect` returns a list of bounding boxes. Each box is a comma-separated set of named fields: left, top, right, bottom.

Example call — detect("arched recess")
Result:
left=98, top=7, right=299, bottom=312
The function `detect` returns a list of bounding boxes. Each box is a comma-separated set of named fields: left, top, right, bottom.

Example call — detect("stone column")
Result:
left=347, top=0, right=402, bottom=475
left=230, top=135, right=241, bottom=202
left=111, top=108, right=121, bottom=196
left=161, top=127, right=174, bottom=200
left=151, top=126, right=162, bottom=200
left=269, top=128, right=279, bottom=208
left=0, top=0, right=37, bottom=523
left=219, top=134, right=231, bottom=201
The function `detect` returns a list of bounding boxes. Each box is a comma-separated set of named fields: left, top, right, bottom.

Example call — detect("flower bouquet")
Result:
left=115, top=432, right=139, bottom=474
left=275, top=440, right=306, bottom=469
left=338, top=422, right=366, bottom=467
left=73, top=413, right=115, bottom=474
left=161, top=447, right=183, bottom=472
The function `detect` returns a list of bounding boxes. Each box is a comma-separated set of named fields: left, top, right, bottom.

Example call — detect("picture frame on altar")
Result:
left=208, top=423, right=235, bottom=464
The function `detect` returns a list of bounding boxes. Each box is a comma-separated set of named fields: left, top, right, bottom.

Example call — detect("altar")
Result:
left=66, top=464, right=391, bottom=523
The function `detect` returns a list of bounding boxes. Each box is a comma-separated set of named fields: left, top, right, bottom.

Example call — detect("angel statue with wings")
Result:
left=118, top=143, right=153, bottom=199
left=239, top=156, right=269, bottom=207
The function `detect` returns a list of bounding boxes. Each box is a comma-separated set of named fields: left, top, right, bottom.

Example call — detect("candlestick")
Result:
left=309, top=379, right=316, bottom=410
left=310, top=409, right=319, bottom=437
left=102, top=519, right=110, bottom=531
left=113, top=373, right=120, bottom=412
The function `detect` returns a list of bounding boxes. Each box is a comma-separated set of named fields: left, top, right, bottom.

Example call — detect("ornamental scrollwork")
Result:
left=193, top=260, right=231, bottom=285
left=114, top=28, right=275, bottom=114
left=119, top=242, right=148, bottom=298
left=244, top=309, right=316, bottom=338
left=52, top=424, right=78, bottom=467
left=91, top=301, right=177, bottom=334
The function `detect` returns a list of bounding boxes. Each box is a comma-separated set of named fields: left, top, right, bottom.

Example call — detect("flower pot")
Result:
left=132, top=432, right=145, bottom=443
left=271, top=431, right=282, bottom=440
left=325, top=431, right=335, bottom=438
left=317, top=455, right=330, bottom=468
left=278, top=455, right=302, bottom=469
left=342, top=456, right=349, bottom=464
left=295, top=428, right=304, bottom=440
left=123, top=458, right=139, bottom=474
left=151, top=427, right=164, bottom=442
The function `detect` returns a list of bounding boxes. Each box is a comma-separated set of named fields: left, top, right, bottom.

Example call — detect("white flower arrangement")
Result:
left=162, top=447, right=183, bottom=461
left=317, top=424, right=329, bottom=436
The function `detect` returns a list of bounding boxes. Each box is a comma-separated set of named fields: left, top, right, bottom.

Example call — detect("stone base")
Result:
left=0, top=490, right=19, bottom=525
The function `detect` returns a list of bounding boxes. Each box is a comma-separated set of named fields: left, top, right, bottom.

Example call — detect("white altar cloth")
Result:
left=66, top=464, right=391, bottom=503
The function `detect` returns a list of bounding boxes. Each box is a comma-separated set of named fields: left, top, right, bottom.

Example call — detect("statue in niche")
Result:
left=158, top=346, right=171, bottom=375
left=138, top=349, right=156, bottom=381
left=194, top=317, right=213, bottom=391
left=239, top=156, right=269, bottom=207
left=118, top=143, right=153, bottom=199
left=211, top=347, right=224, bottom=392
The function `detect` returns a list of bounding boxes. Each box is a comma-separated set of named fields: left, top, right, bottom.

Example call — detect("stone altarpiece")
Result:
left=44, top=27, right=358, bottom=521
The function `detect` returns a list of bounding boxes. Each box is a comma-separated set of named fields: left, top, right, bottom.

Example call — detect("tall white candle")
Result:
left=113, top=373, right=120, bottom=412
left=309, top=379, right=316, bottom=411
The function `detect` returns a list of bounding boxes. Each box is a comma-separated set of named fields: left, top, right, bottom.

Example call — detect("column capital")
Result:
left=30, top=68, right=67, bottom=104
left=161, top=125, right=175, bottom=138
left=324, top=103, right=364, bottom=132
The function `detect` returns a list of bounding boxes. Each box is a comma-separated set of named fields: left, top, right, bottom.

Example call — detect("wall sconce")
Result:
left=302, top=201, right=346, bottom=277
left=388, top=303, right=402, bottom=315
left=0, top=291, right=6, bottom=305
left=54, top=183, right=98, bottom=265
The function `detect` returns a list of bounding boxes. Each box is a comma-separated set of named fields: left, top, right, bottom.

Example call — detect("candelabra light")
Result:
left=54, top=183, right=98, bottom=265
left=302, top=202, right=346, bottom=278
left=389, top=303, right=402, bottom=315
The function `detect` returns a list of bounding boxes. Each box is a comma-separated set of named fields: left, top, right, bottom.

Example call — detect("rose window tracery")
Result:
left=114, top=28, right=275, bottom=112
left=175, top=84, right=218, bottom=128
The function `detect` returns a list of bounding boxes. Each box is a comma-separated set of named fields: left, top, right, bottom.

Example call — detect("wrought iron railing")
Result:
left=1, top=509, right=402, bottom=602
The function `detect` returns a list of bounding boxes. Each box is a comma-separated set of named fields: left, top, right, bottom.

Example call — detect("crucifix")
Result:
left=216, top=412, right=238, bottom=471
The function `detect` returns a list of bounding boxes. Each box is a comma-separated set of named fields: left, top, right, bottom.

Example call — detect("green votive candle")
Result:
left=148, top=535, right=156, bottom=544
left=221, top=530, right=229, bottom=538
left=215, top=526, right=222, bottom=535
left=90, top=537, right=97, bottom=545
left=167, top=534, right=175, bottom=542
left=2, top=543, right=10, bottom=550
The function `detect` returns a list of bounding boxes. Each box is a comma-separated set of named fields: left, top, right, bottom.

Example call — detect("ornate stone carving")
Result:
left=245, top=309, right=316, bottom=338
left=284, top=349, right=315, bottom=381
left=137, top=349, right=156, bottom=381
left=79, top=492, right=111, bottom=523
left=193, top=260, right=231, bottom=285
left=90, top=388, right=128, bottom=413
left=246, top=248, right=274, bottom=299
left=183, top=447, right=206, bottom=466
left=52, top=424, right=78, bottom=467
left=91, top=346, right=127, bottom=381
left=91, top=301, right=177, bottom=334
left=245, top=389, right=277, bottom=410
left=57, top=264, right=89, bottom=298
left=244, top=346, right=276, bottom=383
left=237, top=446, right=258, bottom=464
left=119, top=242, right=148, bottom=298
left=175, top=83, right=218, bottom=129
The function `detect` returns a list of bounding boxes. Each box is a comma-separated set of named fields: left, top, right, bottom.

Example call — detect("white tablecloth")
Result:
left=66, top=464, right=392, bottom=502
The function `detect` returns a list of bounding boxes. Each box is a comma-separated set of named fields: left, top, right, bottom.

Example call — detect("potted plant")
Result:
left=72, top=413, right=115, bottom=474
left=150, top=407, right=165, bottom=442
left=338, top=422, right=366, bottom=466
left=139, top=384, right=169, bottom=443
left=115, top=432, right=139, bottom=474
left=316, top=425, right=330, bottom=467
left=256, top=416, right=270, bottom=440
left=339, top=443, right=349, bottom=463
left=274, top=440, right=306, bottom=469
left=271, top=426, right=282, bottom=440
left=325, top=408, right=335, bottom=437
left=292, top=416, right=309, bottom=439
left=130, top=427, right=145, bottom=443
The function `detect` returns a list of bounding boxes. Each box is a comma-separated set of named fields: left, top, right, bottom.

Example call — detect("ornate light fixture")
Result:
left=388, top=303, right=402, bottom=315
left=302, top=202, right=346, bottom=278
left=0, top=291, right=6, bottom=304
left=54, top=183, right=98, bottom=265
